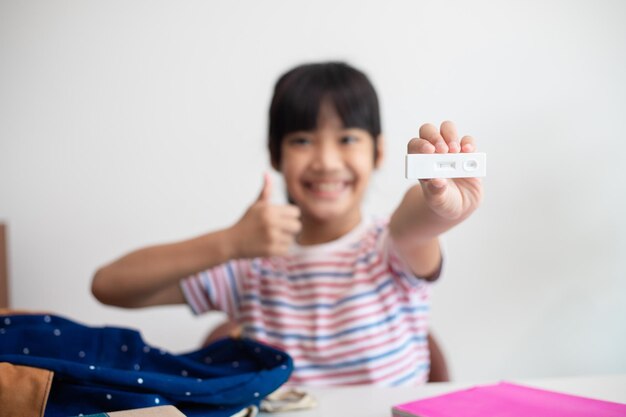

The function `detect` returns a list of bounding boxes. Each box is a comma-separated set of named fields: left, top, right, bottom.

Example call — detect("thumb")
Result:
left=256, top=172, right=273, bottom=202
left=420, top=178, right=448, bottom=197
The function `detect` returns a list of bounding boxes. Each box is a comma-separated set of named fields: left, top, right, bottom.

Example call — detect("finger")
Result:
left=440, top=121, right=460, bottom=153
left=273, top=234, right=296, bottom=252
left=276, top=204, right=301, bottom=219
left=420, top=178, right=448, bottom=194
left=419, top=123, right=448, bottom=153
left=407, top=138, right=436, bottom=154
left=273, top=241, right=293, bottom=256
left=257, top=172, right=273, bottom=202
left=460, top=135, right=476, bottom=153
left=280, top=218, right=302, bottom=235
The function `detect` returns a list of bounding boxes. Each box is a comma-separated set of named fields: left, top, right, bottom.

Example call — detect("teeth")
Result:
left=314, top=182, right=344, bottom=192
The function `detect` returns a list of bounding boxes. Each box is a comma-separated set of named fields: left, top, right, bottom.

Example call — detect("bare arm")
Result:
left=389, top=121, right=483, bottom=279
left=92, top=174, right=301, bottom=308
left=91, top=229, right=238, bottom=308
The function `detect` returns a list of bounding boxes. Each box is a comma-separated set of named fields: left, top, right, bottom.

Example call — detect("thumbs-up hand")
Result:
left=229, top=173, right=302, bottom=259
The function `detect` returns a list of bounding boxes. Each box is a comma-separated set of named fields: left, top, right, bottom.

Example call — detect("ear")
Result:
left=374, top=134, right=385, bottom=169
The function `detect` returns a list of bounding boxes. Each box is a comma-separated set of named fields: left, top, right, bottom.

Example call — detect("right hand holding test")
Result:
left=408, top=121, right=483, bottom=222
left=230, top=173, right=301, bottom=258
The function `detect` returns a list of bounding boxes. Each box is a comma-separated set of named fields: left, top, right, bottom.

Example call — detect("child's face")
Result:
left=277, top=101, right=381, bottom=226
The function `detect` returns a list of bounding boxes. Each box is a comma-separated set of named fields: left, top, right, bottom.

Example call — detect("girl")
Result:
left=92, top=62, right=483, bottom=386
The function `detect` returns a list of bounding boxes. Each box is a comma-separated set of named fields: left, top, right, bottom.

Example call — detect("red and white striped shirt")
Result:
left=181, top=218, right=435, bottom=386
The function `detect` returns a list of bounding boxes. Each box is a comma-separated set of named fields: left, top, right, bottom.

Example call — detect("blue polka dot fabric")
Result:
left=0, top=314, right=293, bottom=417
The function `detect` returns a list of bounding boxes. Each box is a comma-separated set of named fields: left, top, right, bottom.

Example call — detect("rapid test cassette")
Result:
left=405, top=152, right=487, bottom=179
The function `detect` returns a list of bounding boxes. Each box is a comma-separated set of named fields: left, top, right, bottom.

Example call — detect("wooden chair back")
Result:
left=0, top=223, right=9, bottom=308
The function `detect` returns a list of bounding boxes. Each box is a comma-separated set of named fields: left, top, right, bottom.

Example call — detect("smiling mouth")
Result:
left=304, top=180, right=351, bottom=197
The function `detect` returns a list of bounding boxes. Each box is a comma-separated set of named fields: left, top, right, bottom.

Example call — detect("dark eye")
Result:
left=287, top=137, right=311, bottom=146
left=340, top=135, right=359, bottom=145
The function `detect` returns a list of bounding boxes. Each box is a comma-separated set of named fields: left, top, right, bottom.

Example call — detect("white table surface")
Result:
left=260, top=374, right=626, bottom=417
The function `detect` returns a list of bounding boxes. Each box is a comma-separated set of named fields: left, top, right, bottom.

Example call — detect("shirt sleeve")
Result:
left=179, top=260, right=248, bottom=319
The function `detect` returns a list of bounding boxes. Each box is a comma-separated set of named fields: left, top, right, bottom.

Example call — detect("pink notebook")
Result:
left=392, top=382, right=626, bottom=417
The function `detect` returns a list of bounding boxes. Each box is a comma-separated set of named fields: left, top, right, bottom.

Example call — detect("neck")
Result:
left=297, top=212, right=362, bottom=246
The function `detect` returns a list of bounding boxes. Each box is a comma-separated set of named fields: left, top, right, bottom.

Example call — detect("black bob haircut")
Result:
left=268, top=62, right=382, bottom=168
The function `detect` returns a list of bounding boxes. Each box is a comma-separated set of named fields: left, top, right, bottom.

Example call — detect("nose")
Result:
left=311, top=141, right=342, bottom=171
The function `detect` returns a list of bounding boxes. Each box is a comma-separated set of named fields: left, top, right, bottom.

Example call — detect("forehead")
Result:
left=315, top=100, right=344, bottom=130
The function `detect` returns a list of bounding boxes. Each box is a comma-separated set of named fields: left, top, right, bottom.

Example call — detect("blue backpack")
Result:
left=0, top=314, right=293, bottom=416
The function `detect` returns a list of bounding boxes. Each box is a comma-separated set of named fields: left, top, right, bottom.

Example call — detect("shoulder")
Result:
left=337, top=216, right=390, bottom=253
left=316, top=216, right=391, bottom=261
left=361, top=215, right=391, bottom=245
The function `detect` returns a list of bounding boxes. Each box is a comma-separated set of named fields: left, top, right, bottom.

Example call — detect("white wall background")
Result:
left=1, top=0, right=625, bottom=382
